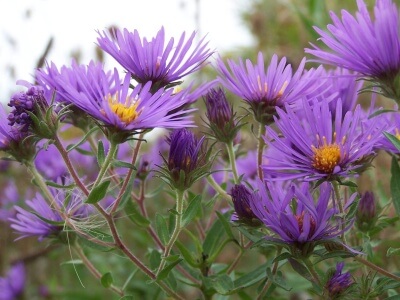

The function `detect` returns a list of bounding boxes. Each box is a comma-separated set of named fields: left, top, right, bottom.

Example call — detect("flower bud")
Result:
left=356, top=191, right=377, bottom=232
left=230, top=184, right=261, bottom=226
left=325, top=262, right=354, bottom=299
left=159, top=129, right=212, bottom=191
left=204, top=88, right=240, bottom=143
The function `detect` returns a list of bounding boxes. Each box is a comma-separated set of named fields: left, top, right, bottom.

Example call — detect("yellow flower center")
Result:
left=311, top=135, right=342, bottom=173
left=395, top=128, right=400, bottom=140
left=106, top=93, right=140, bottom=124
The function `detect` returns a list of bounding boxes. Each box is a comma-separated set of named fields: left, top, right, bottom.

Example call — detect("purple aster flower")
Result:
left=250, top=181, right=347, bottom=257
left=0, top=182, right=22, bottom=221
left=230, top=184, right=261, bottom=226
left=10, top=188, right=92, bottom=241
left=159, top=129, right=211, bottom=190
left=263, top=98, right=383, bottom=181
left=45, top=61, right=195, bottom=142
left=0, top=263, right=25, bottom=300
left=217, top=52, right=324, bottom=124
left=325, top=262, right=354, bottom=299
left=306, top=0, right=400, bottom=99
left=97, top=27, right=213, bottom=91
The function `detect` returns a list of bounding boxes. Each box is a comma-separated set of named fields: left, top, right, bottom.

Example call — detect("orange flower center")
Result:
left=312, top=135, right=342, bottom=173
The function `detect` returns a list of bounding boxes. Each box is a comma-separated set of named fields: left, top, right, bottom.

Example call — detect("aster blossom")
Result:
left=217, top=52, right=323, bottom=124
left=40, top=61, right=195, bottom=141
left=306, top=0, right=400, bottom=99
left=249, top=181, right=348, bottom=257
left=0, top=263, right=25, bottom=300
left=263, top=98, right=383, bottom=181
left=10, top=188, right=92, bottom=241
left=97, top=27, right=213, bottom=90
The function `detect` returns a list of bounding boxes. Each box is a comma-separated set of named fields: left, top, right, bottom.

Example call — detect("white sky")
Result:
left=0, top=0, right=253, bottom=101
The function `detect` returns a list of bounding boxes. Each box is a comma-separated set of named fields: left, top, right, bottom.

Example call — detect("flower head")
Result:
left=0, top=263, right=25, bottom=300
left=263, top=98, right=382, bottom=181
left=325, top=262, right=354, bottom=299
left=217, top=52, right=322, bottom=124
left=250, top=181, right=346, bottom=257
left=97, top=27, right=213, bottom=91
left=306, top=0, right=400, bottom=98
left=41, top=61, right=195, bottom=142
left=10, top=189, right=92, bottom=241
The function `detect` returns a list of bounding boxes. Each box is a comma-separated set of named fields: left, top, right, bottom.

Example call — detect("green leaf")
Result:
left=112, top=160, right=137, bottom=170
left=97, top=140, right=105, bottom=166
left=45, top=180, right=75, bottom=189
left=182, top=194, right=202, bottom=227
left=210, top=274, right=234, bottom=295
left=124, top=199, right=150, bottom=227
left=385, top=132, right=400, bottom=152
left=233, top=263, right=268, bottom=289
left=155, top=213, right=169, bottom=245
left=390, top=156, right=400, bottom=215
left=77, top=230, right=114, bottom=252
left=216, top=211, right=235, bottom=240
left=119, top=296, right=134, bottom=300
left=203, top=218, right=226, bottom=256
left=339, top=181, right=358, bottom=188
left=288, top=258, right=313, bottom=282
left=157, top=258, right=182, bottom=281
left=149, top=249, right=161, bottom=270
left=176, top=241, right=199, bottom=268
left=66, top=126, right=98, bottom=152
left=387, top=247, right=400, bottom=257
left=101, top=272, right=113, bottom=288
left=85, top=180, right=111, bottom=204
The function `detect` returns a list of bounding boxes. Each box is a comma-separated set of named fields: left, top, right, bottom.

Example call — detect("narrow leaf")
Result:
left=85, top=180, right=111, bottom=204
left=182, top=194, right=202, bottom=227
left=124, top=199, right=150, bottom=227
left=101, top=272, right=113, bottom=288
left=390, top=156, right=400, bottom=215
left=155, top=213, right=169, bottom=245
left=385, top=132, right=400, bottom=152
left=157, top=258, right=183, bottom=281
left=97, top=140, right=105, bottom=166
left=216, top=211, right=235, bottom=240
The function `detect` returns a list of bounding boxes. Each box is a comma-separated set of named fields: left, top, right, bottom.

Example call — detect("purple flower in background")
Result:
left=306, top=0, right=400, bottom=82
left=325, top=262, right=354, bottom=299
left=263, top=98, right=382, bottom=181
left=356, top=191, right=377, bottom=231
left=250, top=182, right=345, bottom=256
left=97, top=27, right=213, bottom=90
left=0, top=263, right=25, bottom=300
left=217, top=52, right=323, bottom=124
left=0, top=183, right=21, bottom=221
left=10, top=188, right=92, bottom=241
left=375, top=111, right=400, bottom=154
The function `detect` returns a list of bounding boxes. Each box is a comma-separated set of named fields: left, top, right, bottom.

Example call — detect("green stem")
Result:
left=26, top=162, right=57, bottom=205
left=74, top=243, right=124, bottom=297
left=157, top=189, right=185, bottom=275
left=257, top=247, right=281, bottom=300
left=354, top=256, right=400, bottom=282
left=226, top=141, right=239, bottom=184
left=111, top=133, right=144, bottom=214
left=93, top=142, right=118, bottom=189
left=206, top=175, right=231, bottom=201
left=257, top=123, right=266, bottom=181
left=303, top=258, right=321, bottom=286
left=333, top=181, right=346, bottom=242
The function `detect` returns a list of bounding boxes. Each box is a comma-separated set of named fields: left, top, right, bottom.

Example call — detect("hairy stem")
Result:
left=157, top=189, right=185, bottom=275
left=92, top=141, right=118, bottom=189
left=257, top=124, right=266, bottom=181
left=206, top=175, right=231, bottom=201
left=226, top=141, right=239, bottom=184
left=354, top=256, right=400, bottom=282
left=303, top=258, right=321, bottom=286
left=257, top=247, right=282, bottom=300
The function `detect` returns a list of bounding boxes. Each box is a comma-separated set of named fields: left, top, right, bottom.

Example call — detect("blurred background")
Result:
left=0, top=0, right=381, bottom=299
